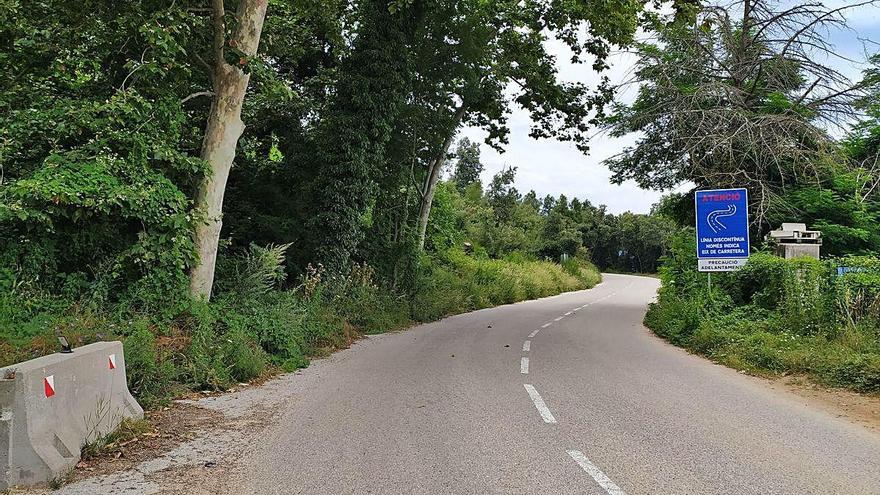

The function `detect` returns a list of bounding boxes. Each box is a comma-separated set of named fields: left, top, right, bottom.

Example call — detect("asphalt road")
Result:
left=223, top=274, right=880, bottom=495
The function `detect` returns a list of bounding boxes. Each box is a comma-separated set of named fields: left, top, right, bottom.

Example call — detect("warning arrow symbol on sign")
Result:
left=44, top=375, right=55, bottom=398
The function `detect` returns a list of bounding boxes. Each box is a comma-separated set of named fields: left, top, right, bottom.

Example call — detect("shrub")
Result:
left=647, top=236, right=880, bottom=393
left=123, top=324, right=174, bottom=408
left=223, top=327, right=268, bottom=383
left=411, top=250, right=600, bottom=321
left=2, top=243, right=602, bottom=408
left=214, top=243, right=291, bottom=299
left=817, top=354, right=880, bottom=393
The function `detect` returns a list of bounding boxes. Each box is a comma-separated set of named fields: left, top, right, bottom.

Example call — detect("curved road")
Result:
left=223, top=274, right=880, bottom=494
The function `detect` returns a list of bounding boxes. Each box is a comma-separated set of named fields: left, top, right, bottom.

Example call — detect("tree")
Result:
left=541, top=195, right=556, bottom=215
left=486, top=167, right=520, bottom=224
left=451, top=138, right=483, bottom=191
left=605, top=0, right=872, bottom=225
left=308, top=0, right=422, bottom=272
left=775, top=55, right=880, bottom=257
left=522, top=190, right=541, bottom=211
left=410, top=0, right=650, bottom=252
left=0, top=0, right=343, bottom=302
left=190, top=0, right=270, bottom=299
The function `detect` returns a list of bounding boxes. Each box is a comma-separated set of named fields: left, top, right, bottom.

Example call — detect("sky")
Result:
left=459, top=1, right=880, bottom=214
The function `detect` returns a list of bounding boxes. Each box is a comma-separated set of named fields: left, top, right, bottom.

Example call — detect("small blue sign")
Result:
left=837, top=266, right=866, bottom=277
left=695, top=188, right=749, bottom=272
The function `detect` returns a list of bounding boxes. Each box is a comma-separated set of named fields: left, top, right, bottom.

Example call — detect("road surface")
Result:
left=221, top=274, right=880, bottom=494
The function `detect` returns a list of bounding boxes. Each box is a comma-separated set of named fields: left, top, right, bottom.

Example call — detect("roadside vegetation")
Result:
left=4, top=0, right=880, bottom=411
left=1, top=198, right=602, bottom=408
left=607, top=1, right=880, bottom=394
left=646, top=234, right=880, bottom=393
left=0, top=0, right=682, bottom=408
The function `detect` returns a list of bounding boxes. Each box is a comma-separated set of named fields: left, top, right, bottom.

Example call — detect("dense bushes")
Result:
left=646, top=231, right=880, bottom=392
left=412, top=250, right=600, bottom=321
left=0, top=244, right=600, bottom=408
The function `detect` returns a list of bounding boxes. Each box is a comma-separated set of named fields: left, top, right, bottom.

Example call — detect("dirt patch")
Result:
left=145, top=463, right=234, bottom=495
left=772, top=375, right=880, bottom=432
left=64, top=402, right=225, bottom=484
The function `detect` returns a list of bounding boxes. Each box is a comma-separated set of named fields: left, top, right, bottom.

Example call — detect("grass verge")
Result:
left=1, top=252, right=601, bottom=408
left=646, top=233, right=880, bottom=394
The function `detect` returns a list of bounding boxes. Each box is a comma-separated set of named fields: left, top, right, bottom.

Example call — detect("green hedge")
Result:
left=646, top=231, right=880, bottom=393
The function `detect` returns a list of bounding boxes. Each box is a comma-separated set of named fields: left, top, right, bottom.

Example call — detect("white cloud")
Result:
left=459, top=2, right=880, bottom=214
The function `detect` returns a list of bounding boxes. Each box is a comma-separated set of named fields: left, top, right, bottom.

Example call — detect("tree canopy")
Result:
left=605, top=0, right=872, bottom=225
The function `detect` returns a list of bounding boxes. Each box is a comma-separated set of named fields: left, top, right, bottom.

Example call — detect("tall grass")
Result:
left=0, top=247, right=601, bottom=408
left=411, top=250, right=600, bottom=321
left=646, top=234, right=880, bottom=393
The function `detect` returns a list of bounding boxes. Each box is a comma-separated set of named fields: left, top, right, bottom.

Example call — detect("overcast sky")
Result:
left=459, top=2, right=880, bottom=214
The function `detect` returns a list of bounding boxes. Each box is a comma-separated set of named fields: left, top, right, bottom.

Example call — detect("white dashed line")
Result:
left=567, top=450, right=627, bottom=495
left=523, top=384, right=556, bottom=423
left=553, top=316, right=564, bottom=322
left=541, top=322, right=552, bottom=328
left=520, top=357, right=529, bottom=374
left=564, top=311, right=572, bottom=316
left=528, top=329, right=540, bottom=338
left=522, top=340, right=531, bottom=352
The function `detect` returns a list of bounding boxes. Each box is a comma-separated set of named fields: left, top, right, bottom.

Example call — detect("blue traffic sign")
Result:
left=695, top=188, right=749, bottom=272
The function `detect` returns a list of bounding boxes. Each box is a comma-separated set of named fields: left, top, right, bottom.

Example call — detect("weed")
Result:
left=81, top=417, right=152, bottom=460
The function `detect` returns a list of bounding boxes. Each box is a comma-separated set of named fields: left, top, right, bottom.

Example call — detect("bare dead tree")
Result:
left=605, top=0, right=876, bottom=226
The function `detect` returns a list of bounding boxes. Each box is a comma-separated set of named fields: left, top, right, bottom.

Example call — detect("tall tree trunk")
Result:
left=416, top=104, right=467, bottom=251
left=189, top=0, right=268, bottom=299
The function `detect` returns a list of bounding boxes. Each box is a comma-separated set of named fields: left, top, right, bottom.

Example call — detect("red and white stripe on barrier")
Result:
left=41, top=353, right=118, bottom=400
left=44, top=375, right=55, bottom=398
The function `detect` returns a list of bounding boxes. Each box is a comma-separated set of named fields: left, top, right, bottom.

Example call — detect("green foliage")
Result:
left=0, top=0, right=784, bottom=413
left=123, top=324, right=174, bottom=409
left=307, top=0, right=419, bottom=271
left=411, top=249, right=600, bottom=321
left=451, top=138, right=483, bottom=191
left=214, top=243, right=291, bottom=298
left=323, top=263, right=411, bottom=334
left=424, top=165, right=675, bottom=273
left=603, top=1, right=876, bottom=255
left=647, top=234, right=880, bottom=393
left=766, top=170, right=880, bottom=257
left=0, top=1, right=208, bottom=308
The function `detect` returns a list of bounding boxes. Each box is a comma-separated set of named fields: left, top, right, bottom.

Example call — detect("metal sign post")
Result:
left=695, top=188, right=750, bottom=273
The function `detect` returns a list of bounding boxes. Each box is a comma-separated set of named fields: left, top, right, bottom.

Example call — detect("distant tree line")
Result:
left=430, top=141, right=677, bottom=273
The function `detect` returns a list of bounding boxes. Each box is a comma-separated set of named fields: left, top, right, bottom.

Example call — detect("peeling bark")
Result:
left=189, top=0, right=269, bottom=299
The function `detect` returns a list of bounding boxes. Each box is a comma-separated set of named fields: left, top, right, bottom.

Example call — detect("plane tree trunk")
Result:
left=189, top=0, right=268, bottom=299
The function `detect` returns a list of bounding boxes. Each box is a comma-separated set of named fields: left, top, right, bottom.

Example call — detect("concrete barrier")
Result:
left=0, top=341, right=143, bottom=489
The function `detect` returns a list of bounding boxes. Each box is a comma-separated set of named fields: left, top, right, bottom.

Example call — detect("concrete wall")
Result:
left=0, top=341, right=142, bottom=489
left=0, top=377, right=12, bottom=491
left=775, top=243, right=821, bottom=260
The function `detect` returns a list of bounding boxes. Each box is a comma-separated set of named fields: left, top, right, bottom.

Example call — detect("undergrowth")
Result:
left=645, top=230, right=880, bottom=393
left=80, top=417, right=152, bottom=460
left=0, top=245, right=600, bottom=408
